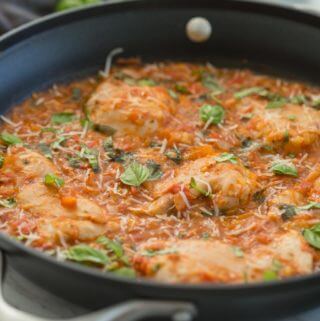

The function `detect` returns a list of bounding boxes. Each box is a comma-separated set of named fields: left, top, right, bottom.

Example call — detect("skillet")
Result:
left=1, top=1, right=320, bottom=320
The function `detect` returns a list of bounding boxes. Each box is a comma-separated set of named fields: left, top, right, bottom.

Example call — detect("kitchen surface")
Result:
left=1, top=1, right=320, bottom=320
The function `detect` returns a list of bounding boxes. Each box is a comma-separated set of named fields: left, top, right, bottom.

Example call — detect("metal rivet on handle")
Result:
left=186, top=17, right=212, bottom=43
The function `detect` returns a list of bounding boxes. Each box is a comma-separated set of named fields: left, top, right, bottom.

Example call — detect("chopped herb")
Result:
left=56, top=0, right=101, bottom=11
left=232, top=246, right=244, bottom=258
left=190, top=177, right=211, bottom=197
left=120, top=162, right=150, bottom=187
left=0, top=198, right=16, bottom=208
left=234, top=87, right=267, bottom=99
left=266, top=98, right=287, bottom=109
left=44, top=173, right=65, bottom=188
left=66, top=244, right=109, bottom=265
left=201, top=74, right=223, bottom=92
left=0, top=155, right=4, bottom=168
left=200, top=208, right=214, bottom=217
left=146, top=161, right=163, bottom=181
left=103, top=138, right=131, bottom=163
left=68, top=156, right=82, bottom=168
left=80, top=145, right=100, bottom=173
left=165, top=145, right=182, bottom=164
left=271, top=162, right=298, bottom=177
left=111, top=267, right=136, bottom=278
left=41, top=127, right=57, bottom=133
left=214, top=153, right=237, bottom=164
left=298, top=202, right=320, bottom=211
left=241, top=138, right=252, bottom=148
left=38, top=143, right=52, bottom=159
left=51, top=112, right=76, bottom=125
left=302, top=224, right=320, bottom=249
left=283, top=130, right=290, bottom=143
left=290, top=95, right=307, bottom=105
left=0, top=132, right=22, bottom=145
left=241, top=113, right=254, bottom=121
left=174, top=84, right=190, bottom=94
left=287, top=115, right=297, bottom=121
left=263, top=270, right=278, bottom=282
left=199, top=104, right=225, bottom=125
left=93, top=124, right=116, bottom=136
left=312, top=99, right=320, bottom=110
left=71, top=88, right=82, bottom=101
left=279, top=204, right=297, bottom=221
left=51, top=136, right=67, bottom=149
left=168, top=89, right=179, bottom=101
left=138, top=79, right=157, bottom=87
left=142, top=249, right=177, bottom=257
left=97, top=236, right=124, bottom=258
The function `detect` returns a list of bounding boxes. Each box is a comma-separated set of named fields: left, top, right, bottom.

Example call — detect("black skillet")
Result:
left=1, top=1, right=320, bottom=320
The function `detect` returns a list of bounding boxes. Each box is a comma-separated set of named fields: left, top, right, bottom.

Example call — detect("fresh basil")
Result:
left=142, top=249, right=177, bottom=257
left=165, top=146, right=182, bottom=164
left=138, top=79, right=157, bottom=87
left=271, top=162, right=298, bottom=177
left=112, top=267, right=136, bottom=278
left=56, top=0, right=101, bottom=11
left=80, top=145, right=100, bottom=172
left=66, top=244, right=109, bottom=265
left=214, top=153, right=237, bottom=164
left=44, top=173, right=65, bottom=188
left=174, top=84, right=190, bottom=94
left=146, top=161, right=163, bottom=181
left=201, top=74, right=223, bottom=92
left=0, top=132, right=22, bottom=146
left=120, top=162, right=150, bottom=187
left=96, top=236, right=124, bottom=258
left=266, top=98, right=287, bottom=109
left=51, top=136, right=67, bottom=150
left=0, top=198, right=16, bottom=208
left=279, top=204, right=297, bottom=221
left=190, top=177, right=211, bottom=197
left=38, top=143, right=53, bottom=160
left=199, top=104, right=225, bottom=125
left=0, top=155, right=4, bottom=168
left=51, top=112, right=76, bottom=125
left=263, top=270, right=278, bottom=281
left=298, top=202, right=320, bottom=211
left=303, top=224, right=320, bottom=250
left=234, top=87, right=268, bottom=99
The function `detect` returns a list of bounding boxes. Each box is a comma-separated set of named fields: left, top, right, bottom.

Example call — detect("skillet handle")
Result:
left=0, top=251, right=197, bottom=321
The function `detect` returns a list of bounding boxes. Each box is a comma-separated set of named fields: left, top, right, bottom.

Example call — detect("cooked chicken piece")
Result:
left=2, top=149, right=56, bottom=181
left=39, top=218, right=105, bottom=242
left=87, top=81, right=174, bottom=136
left=238, top=101, right=320, bottom=153
left=17, top=183, right=106, bottom=224
left=141, top=156, right=258, bottom=215
left=134, top=231, right=312, bottom=283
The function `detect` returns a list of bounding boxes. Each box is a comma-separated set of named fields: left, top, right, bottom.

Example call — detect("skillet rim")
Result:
left=0, top=0, right=320, bottom=293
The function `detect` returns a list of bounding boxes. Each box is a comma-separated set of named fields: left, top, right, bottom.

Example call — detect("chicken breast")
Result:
left=237, top=101, right=320, bottom=153
left=87, top=81, right=174, bottom=136
left=134, top=231, right=313, bottom=283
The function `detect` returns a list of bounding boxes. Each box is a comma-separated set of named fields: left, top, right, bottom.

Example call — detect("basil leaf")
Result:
left=80, top=145, right=100, bottom=173
left=298, top=202, right=320, bottom=211
left=263, top=270, right=278, bottom=281
left=93, top=124, right=116, bottom=136
left=96, top=236, right=124, bottom=258
left=165, top=146, right=182, bottom=164
left=142, top=249, right=177, bottom=257
left=0, top=155, right=4, bottom=168
left=44, top=173, right=65, bottom=188
left=214, top=153, right=237, bottom=164
left=138, top=79, right=157, bottom=87
left=190, top=177, right=211, bottom=197
left=66, top=244, right=109, bottom=265
left=279, top=204, right=297, bottom=221
left=201, top=74, right=223, bottom=92
left=271, top=162, right=298, bottom=177
left=174, top=84, right=190, bottom=94
left=41, top=127, right=58, bottom=133
left=146, top=161, right=163, bottom=181
left=38, top=143, right=53, bottom=159
left=266, top=98, right=286, bottom=109
left=0, top=198, right=16, bottom=208
left=290, top=95, right=307, bottom=105
left=51, top=112, right=75, bottom=125
left=0, top=132, right=22, bottom=146
left=234, top=87, right=268, bottom=99
left=51, top=136, right=67, bottom=150
left=303, top=224, right=320, bottom=249
left=120, top=162, right=150, bottom=187
left=199, top=104, right=225, bottom=125
left=112, top=267, right=136, bottom=278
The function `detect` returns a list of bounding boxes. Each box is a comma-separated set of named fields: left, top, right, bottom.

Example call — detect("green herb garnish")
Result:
left=165, top=145, right=182, bottom=164
left=190, top=177, right=211, bottom=197
left=56, top=0, right=101, bottom=11
left=279, top=204, right=297, bottom=221
left=271, top=162, right=298, bottom=177
left=234, top=87, right=268, bottom=99
left=93, top=124, right=116, bottom=136
left=298, top=202, right=320, bottom=211
left=174, top=84, right=190, bottom=94
left=0, top=132, right=22, bottom=146
left=199, top=104, right=225, bottom=125
left=138, top=79, right=157, bottom=87
left=97, top=236, right=124, bottom=258
left=266, top=98, right=287, bottom=109
left=0, top=155, right=4, bottom=168
left=44, top=173, right=65, bottom=188
left=80, top=145, right=100, bottom=172
left=142, top=249, right=177, bottom=257
left=38, top=143, right=53, bottom=159
left=214, top=153, right=237, bottom=164
left=146, top=161, right=163, bottom=181
left=232, top=246, right=244, bottom=258
left=0, top=198, right=16, bottom=208
left=66, top=244, right=109, bottom=265
left=120, top=162, right=150, bottom=187
left=302, top=224, right=320, bottom=249
left=112, top=267, right=136, bottom=278
left=51, top=112, right=76, bottom=125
